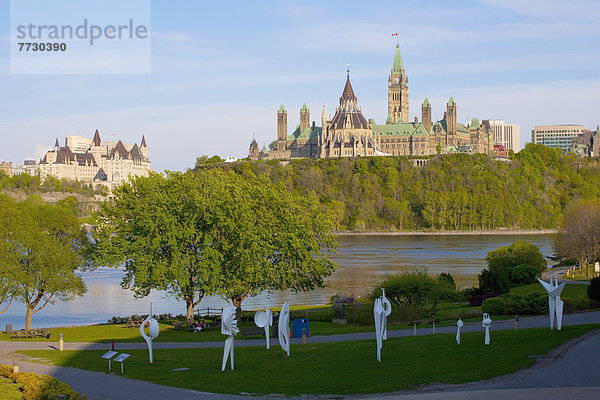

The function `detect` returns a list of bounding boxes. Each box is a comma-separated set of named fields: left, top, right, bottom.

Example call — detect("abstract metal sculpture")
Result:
left=482, top=313, right=492, bottom=345
left=139, top=303, right=160, bottom=363
left=538, top=276, right=566, bottom=330
left=373, top=288, right=392, bottom=362
left=278, top=302, right=290, bottom=356
left=456, top=318, right=463, bottom=344
left=221, top=306, right=239, bottom=371
left=254, top=295, right=273, bottom=349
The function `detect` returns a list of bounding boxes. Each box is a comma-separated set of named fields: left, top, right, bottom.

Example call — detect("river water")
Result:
left=1, top=234, right=554, bottom=330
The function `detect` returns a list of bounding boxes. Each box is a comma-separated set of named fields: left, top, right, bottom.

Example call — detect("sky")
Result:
left=1, top=0, right=599, bottom=172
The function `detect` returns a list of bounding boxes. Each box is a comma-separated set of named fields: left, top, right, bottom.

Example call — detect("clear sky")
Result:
left=1, top=0, right=599, bottom=172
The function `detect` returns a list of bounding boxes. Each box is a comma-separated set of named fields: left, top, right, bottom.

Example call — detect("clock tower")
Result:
left=387, top=44, right=409, bottom=124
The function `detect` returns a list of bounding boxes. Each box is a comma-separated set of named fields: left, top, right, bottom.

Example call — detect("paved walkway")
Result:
left=0, top=311, right=598, bottom=400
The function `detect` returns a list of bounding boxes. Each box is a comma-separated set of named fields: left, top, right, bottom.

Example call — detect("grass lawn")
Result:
left=510, top=282, right=588, bottom=299
left=18, top=324, right=600, bottom=396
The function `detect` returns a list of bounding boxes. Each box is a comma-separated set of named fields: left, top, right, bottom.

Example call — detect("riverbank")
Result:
left=334, top=229, right=558, bottom=236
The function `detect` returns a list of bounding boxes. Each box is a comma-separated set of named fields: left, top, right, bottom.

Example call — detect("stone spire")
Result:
left=141, top=135, right=147, bottom=148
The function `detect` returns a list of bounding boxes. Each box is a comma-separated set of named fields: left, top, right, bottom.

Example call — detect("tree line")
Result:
left=198, top=144, right=600, bottom=231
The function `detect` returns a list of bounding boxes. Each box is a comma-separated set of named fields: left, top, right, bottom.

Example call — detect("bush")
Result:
left=510, top=264, right=539, bottom=284
left=504, top=293, right=548, bottom=315
left=588, top=277, right=600, bottom=307
left=478, top=267, right=510, bottom=294
left=564, top=297, right=591, bottom=312
left=345, top=301, right=374, bottom=325
left=372, top=269, right=455, bottom=318
left=468, top=292, right=500, bottom=306
left=0, top=365, right=84, bottom=400
left=482, top=297, right=505, bottom=315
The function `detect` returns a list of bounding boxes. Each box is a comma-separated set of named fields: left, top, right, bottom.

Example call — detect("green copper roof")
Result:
left=278, top=104, right=286, bottom=113
left=287, top=126, right=321, bottom=141
left=392, top=45, right=404, bottom=73
left=447, top=97, right=455, bottom=106
left=386, top=115, right=394, bottom=124
left=301, top=103, right=308, bottom=112
left=373, top=121, right=433, bottom=137
left=422, top=98, right=429, bottom=106
left=470, top=118, right=480, bottom=130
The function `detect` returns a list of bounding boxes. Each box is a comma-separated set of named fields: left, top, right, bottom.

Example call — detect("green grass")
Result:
left=19, top=324, right=600, bottom=396
left=510, top=282, right=588, bottom=299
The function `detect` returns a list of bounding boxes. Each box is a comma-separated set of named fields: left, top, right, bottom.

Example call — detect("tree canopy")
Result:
left=0, top=195, right=86, bottom=329
left=207, top=171, right=337, bottom=317
left=478, top=241, right=546, bottom=294
left=93, top=170, right=338, bottom=321
left=199, top=144, right=600, bottom=231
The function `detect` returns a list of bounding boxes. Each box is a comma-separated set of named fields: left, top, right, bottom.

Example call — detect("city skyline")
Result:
left=1, top=0, right=599, bottom=172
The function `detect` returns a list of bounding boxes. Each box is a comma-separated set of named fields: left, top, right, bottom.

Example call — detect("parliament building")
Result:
left=256, top=45, right=493, bottom=160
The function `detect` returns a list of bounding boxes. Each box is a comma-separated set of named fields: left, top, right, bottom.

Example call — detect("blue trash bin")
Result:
left=292, top=318, right=309, bottom=338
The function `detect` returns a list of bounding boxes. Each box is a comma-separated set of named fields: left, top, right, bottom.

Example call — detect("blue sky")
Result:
left=1, top=0, right=599, bottom=172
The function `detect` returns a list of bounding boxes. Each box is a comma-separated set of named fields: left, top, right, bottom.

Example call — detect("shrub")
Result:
left=504, top=293, right=548, bottom=315
left=482, top=297, right=505, bottom=315
left=371, top=269, right=455, bottom=318
left=564, top=297, right=591, bottom=312
left=345, top=301, right=374, bottom=325
left=0, top=365, right=84, bottom=400
left=588, top=277, right=600, bottom=307
left=468, top=292, right=500, bottom=306
left=510, top=264, right=539, bottom=284
left=478, top=267, right=510, bottom=294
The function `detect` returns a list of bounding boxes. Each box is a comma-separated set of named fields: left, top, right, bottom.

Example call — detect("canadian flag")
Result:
left=392, top=33, right=398, bottom=36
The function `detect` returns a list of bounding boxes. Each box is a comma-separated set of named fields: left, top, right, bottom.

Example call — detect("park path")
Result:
left=0, top=311, right=598, bottom=400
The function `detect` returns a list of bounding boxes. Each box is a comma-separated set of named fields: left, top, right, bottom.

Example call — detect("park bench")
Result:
left=240, top=327, right=265, bottom=339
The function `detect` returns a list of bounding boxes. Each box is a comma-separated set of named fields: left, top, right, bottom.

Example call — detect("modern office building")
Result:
left=531, top=125, right=586, bottom=154
left=488, top=120, right=520, bottom=152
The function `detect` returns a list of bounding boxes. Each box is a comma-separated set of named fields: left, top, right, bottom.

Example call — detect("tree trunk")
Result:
left=232, top=297, right=243, bottom=323
left=186, top=299, right=195, bottom=328
left=25, top=305, right=33, bottom=331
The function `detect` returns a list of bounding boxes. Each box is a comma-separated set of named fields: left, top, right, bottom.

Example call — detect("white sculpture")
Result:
left=538, top=276, right=566, bottom=330
left=254, top=295, right=273, bottom=349
left=139, top=303, right=160, bottom=363
left=456, top=318, right=463, bottom=344
left=482, top=313, right=492, bottom=345
left=373, top=288, right=392, bottom=362
left=221, top=306, right=239, bottom=371
left=278, top=302, right=290, bottom=356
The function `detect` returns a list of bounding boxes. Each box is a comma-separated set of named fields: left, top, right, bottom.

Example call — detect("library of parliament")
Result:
left=249, top=45, right=493, bottom=160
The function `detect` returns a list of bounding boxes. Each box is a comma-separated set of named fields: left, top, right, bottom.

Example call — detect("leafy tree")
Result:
left=93, top=171, right=222, bottom=325
left=268, top=140, right=277, bottom=151
left=554, top=199, right=600, bottom=279
left=0, top=195, right=86, bottom=329
left=206, top=170, right=337, bottom=319
left=486, top=241, right=547, bottom=275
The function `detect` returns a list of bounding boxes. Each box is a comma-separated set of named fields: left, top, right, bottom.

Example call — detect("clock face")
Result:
left=394, top=78, right=399, bottom=84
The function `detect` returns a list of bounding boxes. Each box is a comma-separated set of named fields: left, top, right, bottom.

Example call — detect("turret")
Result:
left=277, top=104, right=288, bottom=150
left=421, top=98, right=432, bottom=132
left=446, top=97, right=457, bottom=135
left=300, top=103, right=310, bottom=132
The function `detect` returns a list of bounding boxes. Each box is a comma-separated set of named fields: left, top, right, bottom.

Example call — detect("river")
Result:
left=1, top=234, right=554, bottom=330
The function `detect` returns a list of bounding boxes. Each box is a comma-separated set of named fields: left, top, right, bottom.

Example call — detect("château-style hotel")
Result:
left=37, top=130, right=152, bottom=192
